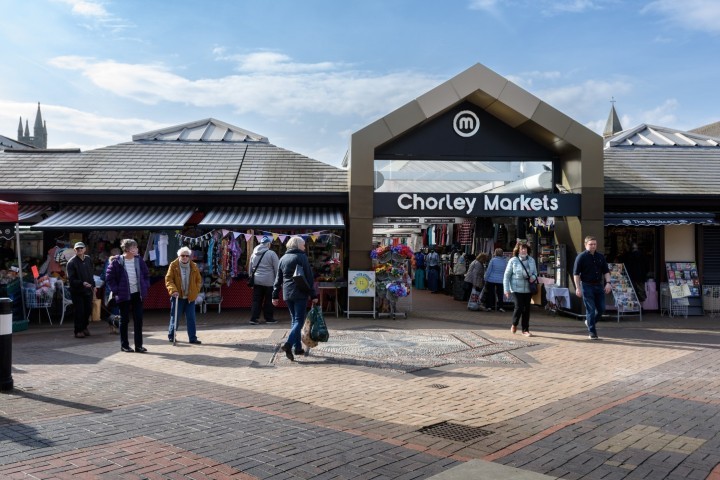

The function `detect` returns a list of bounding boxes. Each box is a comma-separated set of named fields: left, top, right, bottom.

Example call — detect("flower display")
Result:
left=387, top=281, right=409, bottom=298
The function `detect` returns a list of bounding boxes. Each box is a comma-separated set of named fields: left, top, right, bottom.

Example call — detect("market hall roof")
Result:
left=0, top=118, right=347, bottom=197
left=604, top=124, right=720, bottom=197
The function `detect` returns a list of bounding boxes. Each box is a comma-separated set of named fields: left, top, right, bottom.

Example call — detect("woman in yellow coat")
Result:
left=165, top=246, right=203, bottom=344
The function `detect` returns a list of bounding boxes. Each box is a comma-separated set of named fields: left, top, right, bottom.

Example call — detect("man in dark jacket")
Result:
left=66, top=241, right=95, bottom=338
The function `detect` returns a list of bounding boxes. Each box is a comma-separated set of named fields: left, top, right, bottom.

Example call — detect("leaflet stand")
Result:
left=607, top=263, right=642, bottom=322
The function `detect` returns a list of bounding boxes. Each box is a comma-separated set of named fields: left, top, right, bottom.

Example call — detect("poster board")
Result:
left=607, top=263, right=642, bottom=320
left=665, top=262, right=699, bottom=299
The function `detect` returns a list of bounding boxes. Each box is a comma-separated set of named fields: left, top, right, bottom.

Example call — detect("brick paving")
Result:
left=2, top=289, right=720, bottom=479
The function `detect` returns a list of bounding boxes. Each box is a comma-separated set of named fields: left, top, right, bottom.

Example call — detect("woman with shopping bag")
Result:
left=464, top=253, right=488, bottom=310
left=272, top=236, right=319, bottom=361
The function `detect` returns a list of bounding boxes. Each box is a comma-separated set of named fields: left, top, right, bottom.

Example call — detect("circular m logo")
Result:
left=453, top=110, right=480, bottom=137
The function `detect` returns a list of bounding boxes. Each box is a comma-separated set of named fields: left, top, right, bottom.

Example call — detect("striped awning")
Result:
left=199, top=206, right=345, bottom=229
left=32, top=205, right=195, bottom=230
left=18, top=205, right=50, bottom=221
left=605, top=212, right=717, bottom=226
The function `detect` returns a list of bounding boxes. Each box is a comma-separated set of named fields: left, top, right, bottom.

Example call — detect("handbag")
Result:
left=293, top=263, right=312, bottom=294
left=248, top=250, right=268, bottom=287
left=519, top=258, right=539, bottom=295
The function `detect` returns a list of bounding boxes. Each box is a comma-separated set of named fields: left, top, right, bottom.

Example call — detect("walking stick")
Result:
left=172, top=296, right=179, bottom=346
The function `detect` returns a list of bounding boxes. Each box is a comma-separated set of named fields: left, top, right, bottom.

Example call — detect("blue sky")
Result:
left=1, top=0, right=718, bottom=167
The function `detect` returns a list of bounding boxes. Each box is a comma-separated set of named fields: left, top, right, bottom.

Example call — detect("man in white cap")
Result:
left=66, top=241, right=96, bottom=338
left=248, top=235, right=279, bottom=325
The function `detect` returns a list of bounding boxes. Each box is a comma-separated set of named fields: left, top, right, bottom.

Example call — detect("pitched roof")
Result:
left=604, top=147, right=720, bottom=196
left=0, top=134, right=36, bottom=150
left=605, top=124, right=720, bottom=148
left=0, top=119, right=347, bottom=194
left=690, top=120, right=720, bottom=138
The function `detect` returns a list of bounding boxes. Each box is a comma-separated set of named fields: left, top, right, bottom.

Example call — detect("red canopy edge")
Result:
left=0, top=200, right=19, bottom=223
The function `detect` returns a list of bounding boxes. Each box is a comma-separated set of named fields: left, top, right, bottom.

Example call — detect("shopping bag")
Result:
left=467, top=287, right=480, bottom=311
left=91, top=297, right=102, bottom=321
left=301, top=307, right=319, bottom=349
left=310, top=305, right=329, bottom=342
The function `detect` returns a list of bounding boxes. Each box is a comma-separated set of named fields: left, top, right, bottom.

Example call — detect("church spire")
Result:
left=603, top=98, right=623, bottom=138
left=17, top=103, right=48, bottom=148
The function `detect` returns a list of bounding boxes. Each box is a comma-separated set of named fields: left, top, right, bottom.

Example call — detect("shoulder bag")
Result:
left=248, top=250, right=268, bottom=287
left=293, top=263, right=312, bottom=294
left=519, top=258, right=539, bottom=295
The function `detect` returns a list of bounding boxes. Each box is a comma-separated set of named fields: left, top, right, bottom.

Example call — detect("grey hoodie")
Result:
left=249, top=243, right=280, bottom=287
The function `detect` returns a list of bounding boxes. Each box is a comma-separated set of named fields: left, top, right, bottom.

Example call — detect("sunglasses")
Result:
left=179, top=254, right=190, bottom=257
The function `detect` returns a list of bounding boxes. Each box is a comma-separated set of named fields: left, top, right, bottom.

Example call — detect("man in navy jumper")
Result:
left=573, top=236, right=612, bottom=340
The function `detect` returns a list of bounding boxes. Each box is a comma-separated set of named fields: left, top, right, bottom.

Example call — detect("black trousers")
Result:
left=71, top=291, right=92, bottom=334
left=118, top=292, right=144, bottom=349
left=511, top=292, right=532, bottom=332
left=250, top=285, right=275, bottom=322
left=484, top=282, right=504, bottom=309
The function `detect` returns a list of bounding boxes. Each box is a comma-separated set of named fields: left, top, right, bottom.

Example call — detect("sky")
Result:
left=1, top=0, right=719, bottom=167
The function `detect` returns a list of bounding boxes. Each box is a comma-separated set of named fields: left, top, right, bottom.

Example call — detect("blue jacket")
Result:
left=105, top=255, right=150, bottom=303
left=273, top=249, right=318, bottom=301
left=485, top=255, right=508, bottom=284
left=503, top=255, right=538, bottom=294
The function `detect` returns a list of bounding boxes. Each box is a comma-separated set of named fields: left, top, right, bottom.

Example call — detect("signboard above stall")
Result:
left=375, top=192, right=581, bottom=217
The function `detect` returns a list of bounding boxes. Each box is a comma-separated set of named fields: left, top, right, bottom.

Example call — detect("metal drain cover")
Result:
left=418, top=421, right=493, bottom=442
left=428, top=384, right=449, bottom=389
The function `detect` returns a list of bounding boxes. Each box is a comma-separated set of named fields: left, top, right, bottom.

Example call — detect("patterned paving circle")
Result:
left=272, top=329, right=538, bottom=372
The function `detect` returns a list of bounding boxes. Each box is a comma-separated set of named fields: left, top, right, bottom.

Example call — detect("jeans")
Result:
left=167, top=297, right=198, bottom=342
left=582, top=284, right=605, bottom=336
left=250, top=285, right=275, bottom=322
left=511, top=292, right=532, bottom=332
left=118, top=292, right=144, bottom=349
left=285, top=298, right=308, bottom=350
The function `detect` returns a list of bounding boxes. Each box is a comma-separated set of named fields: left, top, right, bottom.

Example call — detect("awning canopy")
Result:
left=605, top=212, right=717, bottom=226
left=199, top=206, right=345, bottom=229
left=18, top=205, right=50, bottom=221
left=0, top=200, right=18, bottom=222
left=32, top=205, right=195, bottom=230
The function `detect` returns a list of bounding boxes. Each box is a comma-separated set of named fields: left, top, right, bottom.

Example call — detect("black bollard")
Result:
left=0, top=298, right=13, bottom=392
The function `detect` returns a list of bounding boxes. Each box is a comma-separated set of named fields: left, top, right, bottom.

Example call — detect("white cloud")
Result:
left=644, top=0, right=720, bottom=34
left=468, top=0, right=500, bottom=10
left=53, top=0, right=133, bottom=33
left=638, top=99, right=679, bottom=126
left=54, top=0, right=109, bottom=18
left=47, top=54, right=442, bottom=119
left=0, top=99, right=163, bottom=152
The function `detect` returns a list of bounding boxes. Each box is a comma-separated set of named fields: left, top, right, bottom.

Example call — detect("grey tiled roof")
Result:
left=690, top=120, right=720, bottom=138
left=604, top=146, right=720, bottom=196
left=0, top=140, right=347, bottom=193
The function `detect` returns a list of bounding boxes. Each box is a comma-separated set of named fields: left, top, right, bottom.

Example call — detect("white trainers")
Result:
left=588, top=334, right=599, bottom=340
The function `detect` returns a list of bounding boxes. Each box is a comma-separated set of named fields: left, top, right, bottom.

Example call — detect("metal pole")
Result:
left=0, top=298, right=14, bottom=392
left=15, top=223, right=26, bottom=321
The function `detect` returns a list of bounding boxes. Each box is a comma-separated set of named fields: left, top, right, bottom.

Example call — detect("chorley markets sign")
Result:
left=374, top=193, right=581, bottom=217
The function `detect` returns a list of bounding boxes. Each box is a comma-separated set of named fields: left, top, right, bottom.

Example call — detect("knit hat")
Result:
left=261, top=235, right=271, bottom=244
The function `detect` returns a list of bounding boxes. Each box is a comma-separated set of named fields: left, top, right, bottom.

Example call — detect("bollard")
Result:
left=0, top=298, right=13, bottom=392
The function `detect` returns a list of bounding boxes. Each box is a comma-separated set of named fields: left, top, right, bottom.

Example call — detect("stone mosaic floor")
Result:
left=268, top=329, right=538, bottom=372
